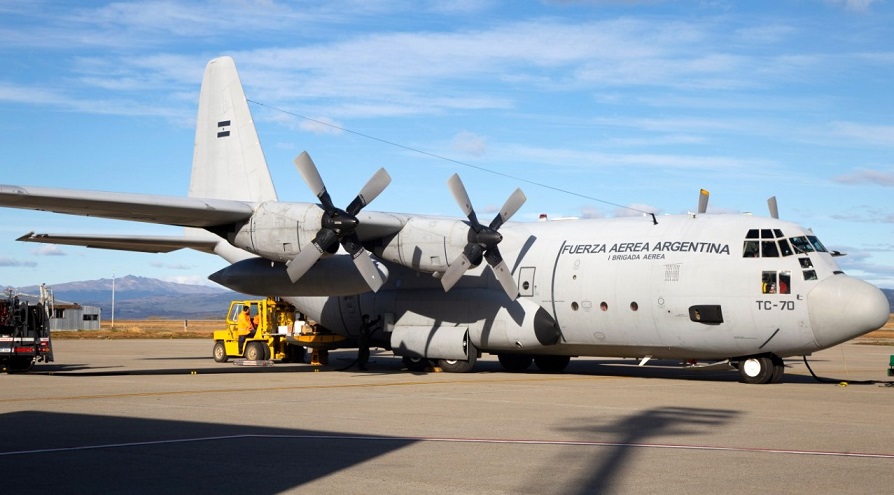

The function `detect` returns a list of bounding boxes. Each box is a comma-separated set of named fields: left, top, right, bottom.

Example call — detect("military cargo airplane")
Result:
left=1, top=57, right=888, bottom=383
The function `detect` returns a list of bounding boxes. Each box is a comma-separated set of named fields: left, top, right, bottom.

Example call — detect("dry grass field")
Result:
left=51, top=315, right=894, bottom=344
left=52, top=319, right=223, bottom=340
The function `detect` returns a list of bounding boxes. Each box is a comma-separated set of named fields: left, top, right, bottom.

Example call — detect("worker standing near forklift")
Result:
left=237, top=305, right=258, bottom=355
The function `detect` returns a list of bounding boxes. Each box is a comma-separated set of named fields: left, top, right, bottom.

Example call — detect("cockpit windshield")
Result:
left=744, top=231, right=829, bottom=258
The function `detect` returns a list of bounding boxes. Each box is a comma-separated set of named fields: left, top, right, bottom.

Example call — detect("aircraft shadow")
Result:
left=0, top=406, right=740, bottom=494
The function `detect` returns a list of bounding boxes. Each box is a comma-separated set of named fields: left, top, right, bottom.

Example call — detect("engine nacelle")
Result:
left=376, top=216, right=468, bottom=273
left=229, top=202, right=323, bottom=262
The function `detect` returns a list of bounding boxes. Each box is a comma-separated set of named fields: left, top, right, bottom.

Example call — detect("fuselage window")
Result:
left=799, top=257, right=813, bottom=269
left=761, top=271, right=791, bottom=294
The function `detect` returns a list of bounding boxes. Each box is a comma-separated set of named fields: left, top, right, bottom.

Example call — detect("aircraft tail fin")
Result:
left=189, top=56, right=278, bottom=202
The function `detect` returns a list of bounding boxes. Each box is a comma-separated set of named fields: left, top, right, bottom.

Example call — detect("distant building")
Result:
left=11, top=289, right=102, bottom=331
left=48, top=303, right=101, bottom=331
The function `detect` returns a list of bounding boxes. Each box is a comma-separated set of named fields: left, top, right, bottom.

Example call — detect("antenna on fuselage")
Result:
left=768, top=196, right=779, bottom=219
left=697, top=189, right=709, bottom=214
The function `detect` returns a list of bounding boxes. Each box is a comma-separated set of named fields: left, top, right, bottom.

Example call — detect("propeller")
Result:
left=441, top=173, right=526, bottom=299
left=767, top=196, right=779, bottom=219
left=697, top=189, right=709, bottom=214
left=286, top=151, right=391, bottom=292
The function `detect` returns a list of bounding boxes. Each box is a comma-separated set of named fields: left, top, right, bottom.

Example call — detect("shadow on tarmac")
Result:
left=0, top=406, right=739, bottom=494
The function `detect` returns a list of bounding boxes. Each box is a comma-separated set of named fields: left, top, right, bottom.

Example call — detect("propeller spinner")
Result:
left=441, top=173, right=526, bottom=299
left=286, top=151, right=391, bottom=292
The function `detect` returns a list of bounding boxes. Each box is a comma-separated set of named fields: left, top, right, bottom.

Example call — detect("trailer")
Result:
left=0, top=293, right=53, bottom=372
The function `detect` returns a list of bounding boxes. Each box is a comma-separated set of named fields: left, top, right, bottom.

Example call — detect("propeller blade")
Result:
left=768, top=196, right=779, bottom=219
left=294, top=152, right=335, bottom=211
left=287, top=242, right=325, bottom=283
left=287, top=228, right=338, bottom=283
left=485, top=247, right=518, bottom=300
left=697, top=189, right=709, bottom=214
left=447, top=173, right=480, bottom=228
left=441, top=252, right=473, bottom=292
left=346, top=167, right=392, bottom=215
left=351, top=247, right=385, bottom=292
left=489, top=188, right=526, bottom=230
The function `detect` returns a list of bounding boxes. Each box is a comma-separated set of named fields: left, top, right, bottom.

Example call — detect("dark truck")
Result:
left=0, top=293, right=53, bottom=372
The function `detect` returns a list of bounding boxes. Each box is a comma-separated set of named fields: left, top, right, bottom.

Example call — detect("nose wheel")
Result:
left=737, top=354, right=784, bottom=384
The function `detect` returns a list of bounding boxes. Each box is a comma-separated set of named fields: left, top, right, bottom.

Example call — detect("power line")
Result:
left=246, top=99, right=652, bottom=216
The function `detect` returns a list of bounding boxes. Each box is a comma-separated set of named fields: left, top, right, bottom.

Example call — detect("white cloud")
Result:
left=31, top=245, right=66, bottom=256
left=834, top=168, right=894, bottom=187
left=453, top=131, right=487, bottom=156
left=828, top=122, right=894, bottom=147
left=825, top=0, right=882, bottom=12
left=0, top=256, right=37, bottom=268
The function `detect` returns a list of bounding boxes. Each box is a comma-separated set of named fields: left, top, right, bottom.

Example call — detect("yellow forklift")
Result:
left=212, top=297, right=345, bottom=364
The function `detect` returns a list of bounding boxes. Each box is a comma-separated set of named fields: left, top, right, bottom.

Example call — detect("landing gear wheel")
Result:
left=533, top=355, right=571, bottom=372
left=213, top=341, right=228, bottom=363
left=770, top=354, right=784, bottom=383
left=402, top=356, right=431, bottom=372
left=498, top=353, right=533, bottom=372
left=738, top=355, right=774, bottom=384
left=244, top=342, right=266, bottom=361
left=438, top=350, right=478, bottom=373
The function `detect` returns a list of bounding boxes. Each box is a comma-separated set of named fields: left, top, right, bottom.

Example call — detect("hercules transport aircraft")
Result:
left=1, top=57, right=888, bottom=383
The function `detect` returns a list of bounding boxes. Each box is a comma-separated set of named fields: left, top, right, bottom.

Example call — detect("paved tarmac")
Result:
left=2, top=339, right=893, bottom=494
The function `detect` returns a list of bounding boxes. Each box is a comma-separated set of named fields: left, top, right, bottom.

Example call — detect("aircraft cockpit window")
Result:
left=743, top=241, right=759, bottom=257
left=803, top=270, right=817, bottom=281
left=746, top=229, right=759, bottom=239
left=777, top=238, right=793, bottom=256
left=807, top=235, right=828, bottom=253
left=761, top=241, right=779, bottom=257
left=790, top=236, right=815, bottom=253
left=773, top=229, right=784, bottom=238
left=761, top=229, right=774, bottom=239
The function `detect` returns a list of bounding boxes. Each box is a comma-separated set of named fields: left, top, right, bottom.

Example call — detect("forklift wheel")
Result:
left=213, top=341, right=229, bottom=363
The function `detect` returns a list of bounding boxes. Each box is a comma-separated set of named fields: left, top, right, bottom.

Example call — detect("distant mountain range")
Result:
left=4, top=276, right=893, bottom=320
left=10, top=275, right=250, bottom=319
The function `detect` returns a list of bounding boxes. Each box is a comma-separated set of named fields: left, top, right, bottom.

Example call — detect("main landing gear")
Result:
left=736, top=353, right=784, bottom=384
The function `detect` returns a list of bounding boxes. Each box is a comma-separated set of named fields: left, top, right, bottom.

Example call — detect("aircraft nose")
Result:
left=807, top=275, right=890, bottom=348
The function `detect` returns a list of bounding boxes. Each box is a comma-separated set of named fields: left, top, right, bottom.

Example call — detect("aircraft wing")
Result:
left=16, top=232, right=220, bottom=254
left=0, top=185, right=254, bottom=227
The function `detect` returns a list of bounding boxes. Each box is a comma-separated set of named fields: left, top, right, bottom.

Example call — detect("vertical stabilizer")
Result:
left=190, top=57, right=278, bottom=202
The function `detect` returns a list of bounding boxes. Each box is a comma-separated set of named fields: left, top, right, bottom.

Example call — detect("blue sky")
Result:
left=1, top=0, right=892, bottom=290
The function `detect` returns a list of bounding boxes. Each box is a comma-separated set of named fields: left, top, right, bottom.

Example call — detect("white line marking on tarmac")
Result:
left=3, top=434, right=894, bottom=460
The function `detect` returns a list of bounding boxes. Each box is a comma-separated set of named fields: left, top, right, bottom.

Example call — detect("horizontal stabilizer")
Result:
left=17, top=232, right=220, bottom=254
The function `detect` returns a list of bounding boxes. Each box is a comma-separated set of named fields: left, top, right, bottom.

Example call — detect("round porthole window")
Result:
left=630, top=302, right=638, bottom=311
left=600, top=302, right=608, bottom=311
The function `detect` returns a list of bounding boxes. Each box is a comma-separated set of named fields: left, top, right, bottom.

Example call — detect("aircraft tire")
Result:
left=213, top=341, right=229, bottom=363
left=737, top=355, right=774, bottom=384
left=533, top=355, right=571, bottom=373
left=770, top=354, right=784, bottom=383
left=402, top=356, right=431, bottom=372
left=498, top=353, right=533, bottom=372
left=438, top=350, right=478, bottom=373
